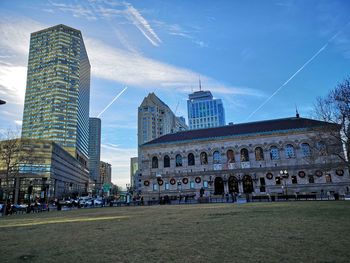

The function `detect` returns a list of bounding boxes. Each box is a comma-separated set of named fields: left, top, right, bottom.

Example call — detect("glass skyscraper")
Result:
left=22, top=24, right=90, bottom=159
left=187, top=90, right=225, bottom=130
left=88, top=118, right=101, bottom=184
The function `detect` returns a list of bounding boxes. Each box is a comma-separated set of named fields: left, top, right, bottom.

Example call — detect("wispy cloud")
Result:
left=153, top=20, right=208, bottom=48
left=0, top=17, right=262, bottom=110
left=85, top=37, right=258, bottom=95
left=0, top=18, right=43, bottom=106
left=48, top=1, right=98, bottom=21
left=0, top=65, right=27, bottom=105
left=124, top=3, right=162, bottom=47
left=46, top=1, right=161, bottom=47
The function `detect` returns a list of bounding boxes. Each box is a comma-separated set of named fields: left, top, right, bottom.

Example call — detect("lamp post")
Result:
left=156, top=174, right=162, bottom=204
left=279, top=170, right=289, bottom=195
left=177, top=179, right=182, bottom=204
left=126, top=183, right=131, bottom=204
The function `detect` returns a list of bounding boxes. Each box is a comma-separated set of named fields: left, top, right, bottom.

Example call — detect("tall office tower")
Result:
left=100, top=161, right=112, bottom=184
left=88, top=118, right=101, bottom=184
left=21, top=24, right=90, bottom=161
left=137, top=93, right=188, bottom=146
left=187, top=90, right=225, bottom=130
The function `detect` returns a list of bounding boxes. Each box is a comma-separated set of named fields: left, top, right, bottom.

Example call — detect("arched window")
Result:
left=270, top=146, right=280, bottom=160
left=213, top=151, right=221, bottom=164
left=226, top=150, right=235, bottom=163
left=163, top=155, right=170, bottom=168
left=175, top=154, right=182, bottom=167
left=200, top=152, right=208, bottom=165
left=152, top=156, right=158, bottom=168
left=255, top=147, right=264, bottom=161
left=188, top=153, right=195, bottom=166
left=240, top=148, right=249, bottom=162
left=317, top=141, right=327, bottom=156
left=301, top=143, right=311, bottom=157
left=325, top=174, right=332, bottom=183
left=285, top=144, right=295, bottom=158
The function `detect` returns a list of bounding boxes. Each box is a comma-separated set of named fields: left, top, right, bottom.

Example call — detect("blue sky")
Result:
left=0, top=0, right=349, bottom=187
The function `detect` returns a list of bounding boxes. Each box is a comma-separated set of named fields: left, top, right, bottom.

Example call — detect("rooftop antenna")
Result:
left=199, top=75, right=202, bottom=91
left=295, top=104, right=300, bottom=118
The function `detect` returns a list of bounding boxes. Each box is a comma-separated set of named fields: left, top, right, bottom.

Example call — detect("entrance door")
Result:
left=214, top=177, right=224, bottom=195
left=228, top=176, right=239, bottom=193
left=243, top=175, right=254, bottom=193
left=259, top=177, right=266, bottom=193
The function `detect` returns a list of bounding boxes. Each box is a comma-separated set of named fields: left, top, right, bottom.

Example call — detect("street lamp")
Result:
left=279, top=170, right=289, bottom=195
left=126, top=183, right=131, bottom=204
left=177, top=179, right=182, bottom=204
left=156, top=173, right=162, bottom=204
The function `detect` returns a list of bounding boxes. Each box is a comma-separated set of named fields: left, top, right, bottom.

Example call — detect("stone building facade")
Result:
left=139, top=116, right=350, bottom=200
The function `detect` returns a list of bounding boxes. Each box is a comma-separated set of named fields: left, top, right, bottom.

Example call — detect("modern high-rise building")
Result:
left=88, top=118, right=101, bottom=184
left=100, top=161, right=112, bottom=185
left=187, top=90, right=225, bottom=130
left=138, top=93, right=188, bottom=146
left=21, top=24, right=91, bottom=161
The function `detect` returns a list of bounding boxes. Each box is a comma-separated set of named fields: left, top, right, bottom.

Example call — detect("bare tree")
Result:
left=314, top=77, right=350, bottom=168
left=0, top=129, right=33, bottom=203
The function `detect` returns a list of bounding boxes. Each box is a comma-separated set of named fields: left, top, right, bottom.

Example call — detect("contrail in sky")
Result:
left=97, top=86, right=128, bottom=118
left=245, top=30, right=342, bottom=121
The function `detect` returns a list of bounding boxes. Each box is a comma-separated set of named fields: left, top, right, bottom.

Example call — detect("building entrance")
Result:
left=214, top=177, right=224, bottom=195
left=228, top=176, right=239, bottom=193
left=243, top=175, right=254, bottom=193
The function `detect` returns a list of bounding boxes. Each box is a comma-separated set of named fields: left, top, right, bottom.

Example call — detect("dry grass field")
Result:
left=0, top=201, right=350, bottom=263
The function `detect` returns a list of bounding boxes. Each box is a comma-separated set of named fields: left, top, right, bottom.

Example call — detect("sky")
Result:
left=0, top=0, right=349, bottom=188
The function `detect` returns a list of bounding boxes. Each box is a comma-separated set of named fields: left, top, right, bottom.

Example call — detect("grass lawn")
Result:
left=0, top=201, right=350, bottom=263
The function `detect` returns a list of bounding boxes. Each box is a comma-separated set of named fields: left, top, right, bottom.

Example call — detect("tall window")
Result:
left=163, top=155, right=170, bottom=168
left=255, top=147, right=264, bottom=161
left=176, top=154, right=182, bottom=167
left=326, top=174, right=332, bottom=183
left=270, top=146, right=280, bottom=160
left=152, top=156, right=158, bottom=168
left=213, top=151, right=221, bottom=164
left=285, top=144, right=295, bottom=158
left=317, top=141, right=327, bottom=156
left=291, top=175, right=298, bottom=184
left=200, top=152, right=208, bottom=165
left=226, top=150, right=235, bottom=163
left=188, top=153, right=195, bottom=166
left=301, top=143, right=311, bottom=157
left=240, top=148, right=249, bottom=162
